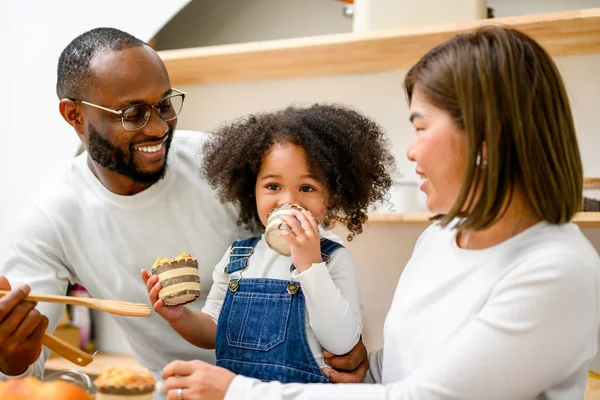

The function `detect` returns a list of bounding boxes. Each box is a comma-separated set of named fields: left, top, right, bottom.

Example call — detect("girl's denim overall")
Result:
left=215, top=236, right=343, bottom=383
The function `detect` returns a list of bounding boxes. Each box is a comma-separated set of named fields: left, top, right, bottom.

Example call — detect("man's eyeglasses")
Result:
left=68, top=88, right=186, bottom=131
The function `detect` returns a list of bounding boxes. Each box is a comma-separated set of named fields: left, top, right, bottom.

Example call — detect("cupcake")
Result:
left=265, top=204, right=317, bottom=256
left=94, top=367, right=155, bottom=400
left=150, top=253, right=201, bottom=306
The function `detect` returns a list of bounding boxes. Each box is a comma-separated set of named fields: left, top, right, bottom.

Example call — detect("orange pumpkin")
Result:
left=0, top=377, right=89, bottom=400
left=1, top=376, right=42, bottom=400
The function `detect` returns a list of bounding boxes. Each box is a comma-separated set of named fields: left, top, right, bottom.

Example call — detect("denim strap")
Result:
left=225, top=236, right=261, bottom=274
left=319, top=238, right=344, bottom=263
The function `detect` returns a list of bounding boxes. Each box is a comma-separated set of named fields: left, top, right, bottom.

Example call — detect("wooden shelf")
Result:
left=367, top=212, right=434, bottom=225
left=45, top=353, right=141, bottom=376
left=573, top=212, right=600, bottom=228
left=158, top=8, right=600, bottom=86
left=367, top=212, right=600, bottom=228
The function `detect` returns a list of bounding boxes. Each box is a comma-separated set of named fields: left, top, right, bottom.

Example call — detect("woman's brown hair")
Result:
left=404, top=25, right=583, bottom=230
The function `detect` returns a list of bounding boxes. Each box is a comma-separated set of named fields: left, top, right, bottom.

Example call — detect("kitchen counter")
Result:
left=45, top=353, right=141, bottom=378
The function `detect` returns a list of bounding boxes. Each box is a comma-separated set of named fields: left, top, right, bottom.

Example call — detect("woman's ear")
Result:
left=59, top=99, right=85, bottom=138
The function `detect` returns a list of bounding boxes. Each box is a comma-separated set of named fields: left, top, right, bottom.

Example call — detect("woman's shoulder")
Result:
left=518, top=222, right=598, bottom=264
left=414, top=220, right=599, bottom=273
left=499, top=222, right=600, bottom=291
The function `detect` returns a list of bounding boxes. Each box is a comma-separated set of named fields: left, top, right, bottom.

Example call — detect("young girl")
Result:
left=145, top=104, right=395, bottom=384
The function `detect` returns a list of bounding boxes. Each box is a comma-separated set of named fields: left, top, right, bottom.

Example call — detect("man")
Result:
left=0, top=28, right=366, bottom=393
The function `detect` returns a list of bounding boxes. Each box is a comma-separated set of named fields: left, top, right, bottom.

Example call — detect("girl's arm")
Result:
left=146, top=248, right=231, bottom=349
left=167, top=308, right=217, bottom=349
left=292, top=247, right=363, bottom=355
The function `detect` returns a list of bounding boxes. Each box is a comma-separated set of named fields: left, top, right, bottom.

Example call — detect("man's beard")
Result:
left=87, top=123, right=173, bottom=185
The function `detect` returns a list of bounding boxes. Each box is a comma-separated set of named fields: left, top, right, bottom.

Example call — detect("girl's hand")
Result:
left=163, top=359, right=235, bottom=400
left=141, top=269, right=185, bottom=324
left=280, top=209, right=322, bottom=272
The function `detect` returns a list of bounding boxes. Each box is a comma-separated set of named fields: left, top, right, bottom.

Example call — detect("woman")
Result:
left=160, top=25, right=600, bottom=400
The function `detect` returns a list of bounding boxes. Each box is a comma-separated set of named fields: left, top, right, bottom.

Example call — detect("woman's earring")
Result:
left=476, top=154, right=487, bottom=168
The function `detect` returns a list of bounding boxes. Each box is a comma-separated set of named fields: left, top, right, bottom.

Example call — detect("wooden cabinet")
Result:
left=157, top=8, right=600, bottom=86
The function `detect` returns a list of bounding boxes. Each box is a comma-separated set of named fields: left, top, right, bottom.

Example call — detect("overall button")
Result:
left=229, top=281, right=240, bottom=292
left=287, top=282, right=298, bottom=295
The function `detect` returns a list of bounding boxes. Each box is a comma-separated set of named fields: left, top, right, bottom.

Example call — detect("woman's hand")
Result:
left=322, top=340, right=369, bottom=383
left=280, top=209, right=322, bottom=272
left=140, top=270, right=184, bottom=324
left=163, top=359, right=236, bottom=400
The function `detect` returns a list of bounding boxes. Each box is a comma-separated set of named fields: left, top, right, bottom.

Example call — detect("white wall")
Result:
left=0, top=0, right=190, bottom=264
left=175, top=54, right=600, bottom=183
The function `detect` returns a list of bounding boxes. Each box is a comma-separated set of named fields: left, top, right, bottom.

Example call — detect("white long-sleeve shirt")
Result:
left=225, top=221, right=600, bottom=400
left=202, top=238, right=362, bottom=367
left=0, top=131, right=248, bottom=387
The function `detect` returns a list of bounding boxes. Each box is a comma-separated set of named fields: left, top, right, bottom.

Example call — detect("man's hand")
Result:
left=322, top=340, right=369, bottom=383
left=0, top=277, right=48, bottom=376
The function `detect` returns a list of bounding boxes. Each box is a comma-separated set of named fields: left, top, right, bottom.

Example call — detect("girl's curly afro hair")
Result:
left=202, top=103, right=395, bottom=240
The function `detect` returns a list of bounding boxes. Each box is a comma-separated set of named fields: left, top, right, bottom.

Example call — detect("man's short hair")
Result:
left=56, top=27, right=145, bottom=99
